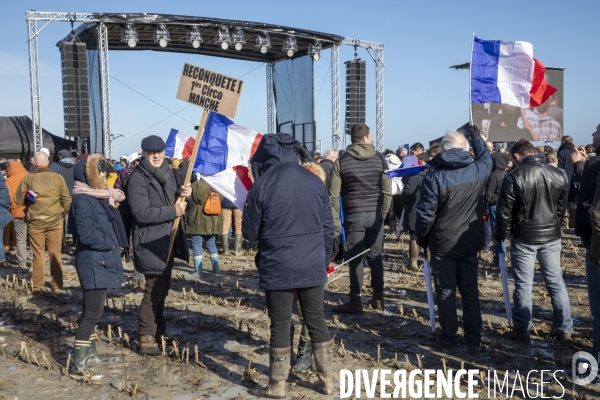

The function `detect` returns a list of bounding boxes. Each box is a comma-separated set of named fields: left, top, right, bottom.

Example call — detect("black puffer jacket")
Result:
left=128, top=162, right=189, bottom=275
left=575, top=155, right=600, bottom=248
left=495, top=154, right=567, bottom=244
left=484, top=153, right=509, bottom=207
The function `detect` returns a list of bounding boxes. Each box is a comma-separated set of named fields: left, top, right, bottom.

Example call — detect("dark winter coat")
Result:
left=484, top=153, right=509, bottom=207
left=399, top=170, right=426, bottom=232
left=221, top=197, right=236, bottom=209
left=319, top=158, right=334, bottom=188
left=557, top=142, right=575, bottom=198
left=128, top=162, right=189, bottom=275
left=496, top=154, right=567, bottom=245
left=49, top=161, right=63, bottom=176
left=568, top=160, right=586, bottom=203
left=0, top=174, right=12, bottom=230
left=575, top=155, right=600, bottom=248
left=415, top=137, right=492, bottom=257
left=243, top=133, right=334, bottom=291
left=71, top=158, right=124, bottom=290
left=59, top=158, right=76, bottom=196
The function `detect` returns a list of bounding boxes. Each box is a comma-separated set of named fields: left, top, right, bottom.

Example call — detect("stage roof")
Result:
left=60, top=13, right=345, bottom=63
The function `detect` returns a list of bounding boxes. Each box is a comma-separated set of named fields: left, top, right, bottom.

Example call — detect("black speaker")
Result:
left=60, top=42, right=90, bottom=137
left=344, top=59, right=366, bottom=136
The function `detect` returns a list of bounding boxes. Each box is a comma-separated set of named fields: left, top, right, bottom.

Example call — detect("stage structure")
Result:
left=26, top=11, right=384, bottom=158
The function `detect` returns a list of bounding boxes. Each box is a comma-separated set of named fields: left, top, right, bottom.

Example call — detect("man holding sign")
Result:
left=128, top=135, right=191, bottom=356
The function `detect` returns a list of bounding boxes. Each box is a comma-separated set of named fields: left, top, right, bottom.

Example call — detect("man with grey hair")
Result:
left=15, top=151, right=71, bottom=292
left=415, top=127, right=492, bottom=354
left=319, top=150, right=338, bottom=188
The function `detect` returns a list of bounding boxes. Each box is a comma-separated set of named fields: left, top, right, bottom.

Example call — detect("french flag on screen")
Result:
left=165, top=129, right=195, bottom=159
left=194, top=112, right=262, bottom=210
left=470, top=37, right=557, bottom=108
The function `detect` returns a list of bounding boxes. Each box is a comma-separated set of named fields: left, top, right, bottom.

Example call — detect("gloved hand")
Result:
left=416, top=235, right=429, bottom=249
left=591, top=235, right=600, bottom=261
left=469, top=125, right=481, bottom=141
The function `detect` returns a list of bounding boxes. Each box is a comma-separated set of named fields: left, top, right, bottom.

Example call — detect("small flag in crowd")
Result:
left=165, top=129, right=195, bottom=159
left=195, top=113, right=262, bottom=209
left=470, top=37, right=556, bottom=108
left=385, top=155, right=426, bottom=179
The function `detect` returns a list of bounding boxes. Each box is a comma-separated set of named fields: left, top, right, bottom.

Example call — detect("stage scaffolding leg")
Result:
left=266, top=63, right=275, bottom=134
left=97, top=23, right=112, bottom=159
left=27, top=17, right=43, bottom=153
left=331, top=44, right=340, bottom=150
left=375, top=48, right=384, bottom=153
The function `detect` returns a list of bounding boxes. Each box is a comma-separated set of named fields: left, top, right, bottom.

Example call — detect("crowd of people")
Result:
left=0, top=122, right=600, bottom=396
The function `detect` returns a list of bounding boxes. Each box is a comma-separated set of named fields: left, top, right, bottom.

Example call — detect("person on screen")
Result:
left=528, top=101, right=563, bottom=142
left=548, top=93, right=564, bottom=129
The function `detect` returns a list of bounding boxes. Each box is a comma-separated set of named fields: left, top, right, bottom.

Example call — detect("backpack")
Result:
left=203, top=191, right=221, bottom=215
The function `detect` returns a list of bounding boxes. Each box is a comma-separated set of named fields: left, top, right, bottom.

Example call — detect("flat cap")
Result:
left=141, top=135, right=166, bottom=152
left=58, top=149, right=71, bottom=158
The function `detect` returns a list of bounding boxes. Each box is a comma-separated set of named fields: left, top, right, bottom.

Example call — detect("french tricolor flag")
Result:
left=193, top=112, right=262, bottom=210
left=470, top=37, right=557, bottom=108
left=165, top=129, right=195, bottom=159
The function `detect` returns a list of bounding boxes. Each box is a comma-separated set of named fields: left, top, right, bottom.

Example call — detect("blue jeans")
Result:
left=488, top=205, right=506, bottom=258
left=586, top=249, right=600, bottom=361
left=0, top=239, right=4, bottom=261
left=190, top=235, right=218, bottom=257
left=431, top=253, right=482, bottom=347
left=483, top=214, right=492, bottom=251
left=511, top=238, right=572, bottom=335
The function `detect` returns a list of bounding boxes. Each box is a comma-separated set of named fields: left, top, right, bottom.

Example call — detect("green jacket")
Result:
left=186, top=180, right=223, bottom=235
left=15, top=167, right=71, bottom=230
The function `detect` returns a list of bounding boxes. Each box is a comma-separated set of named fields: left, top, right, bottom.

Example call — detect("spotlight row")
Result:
left=121, top=24, right=322, bottom=60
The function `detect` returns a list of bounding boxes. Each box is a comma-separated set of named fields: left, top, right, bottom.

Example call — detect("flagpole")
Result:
left=166, top=108, right=210, bottom=262
left=469, top=32, right=475, bottom=125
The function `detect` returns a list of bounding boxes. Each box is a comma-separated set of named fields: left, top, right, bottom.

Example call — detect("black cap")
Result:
left=58, top=149, right=71, bottom=158
left=141, top=135, right=166, bottom=152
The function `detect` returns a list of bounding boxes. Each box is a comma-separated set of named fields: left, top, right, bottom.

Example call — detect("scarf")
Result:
left=140, top=158, right=176, bottom=206
left=72, top=181, right=129, bottom=248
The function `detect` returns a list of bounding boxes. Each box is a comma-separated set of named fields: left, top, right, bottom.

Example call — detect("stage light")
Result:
left=217, top=27, right=231, bottom=50
left=121, top=25, right=138, bottom=48
left=308, top=41, right=322, bottom=61
left=283, top=36, right=297, bottom=58
left=186, top=26, right=203, bottom=49
left=256, top=32, right=271, bottom=54
left=155, top=24, right=171, bottom=48
left=232, top=27, right=245, bottom=51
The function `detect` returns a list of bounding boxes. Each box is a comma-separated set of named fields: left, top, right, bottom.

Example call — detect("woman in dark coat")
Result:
left=69, top=153, right=127, bottom=377
left=242, top=133, right=335, bottom=398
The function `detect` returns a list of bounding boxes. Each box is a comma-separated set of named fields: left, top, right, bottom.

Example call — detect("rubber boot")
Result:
left=221, top=234, right=230, bottom=254
left=249, top=347, right=290, bottom=399
left=138, top=334, right=162, bottom=356
left=332, top=293, right=363, bottom=314
left=369, top=292, right=384, bottom=311
left=408, top=240, right=420, bottom=270
left=234, top=234, right=243, bottom=256
left=312, top=339, right=334, bottom=395
left=87, top=331, right=103, bottom=364
left=291, top=338, right=313, bottom=371
left=192, top=256, right=203, bottom=278
left=70, top=341, right=102, bottom=378
left=209, top=254, right=220, bottom=274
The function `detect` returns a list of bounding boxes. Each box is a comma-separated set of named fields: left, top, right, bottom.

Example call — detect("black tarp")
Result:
left=0, top=116, right=78, bottom=162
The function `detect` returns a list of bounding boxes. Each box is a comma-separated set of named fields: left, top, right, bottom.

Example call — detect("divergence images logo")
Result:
left=572, top=351, right=598, bottom=385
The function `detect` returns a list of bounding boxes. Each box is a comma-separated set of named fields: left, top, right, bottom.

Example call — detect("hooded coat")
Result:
left=59, top=158, right=76, bottom=195
left=415, top=137, right=492, bottom=257
left=484, top=153, right=509, bottom=207
left=128, top=160, right=189, bottom=275
left=5, top=162, right=28, bottom=219
left=243, top=133, right=334, bottom=291
left=70, top=155, right=124, bottom=290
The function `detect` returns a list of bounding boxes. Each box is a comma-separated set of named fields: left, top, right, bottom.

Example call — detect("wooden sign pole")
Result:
left=166, top=108, right=210, bottom=262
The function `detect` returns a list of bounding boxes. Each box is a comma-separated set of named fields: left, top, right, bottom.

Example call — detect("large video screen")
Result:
left=471, top=67, right=564, bottom=143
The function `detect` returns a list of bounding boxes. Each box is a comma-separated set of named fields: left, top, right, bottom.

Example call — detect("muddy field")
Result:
left=0, top=228, right=598, bottom=400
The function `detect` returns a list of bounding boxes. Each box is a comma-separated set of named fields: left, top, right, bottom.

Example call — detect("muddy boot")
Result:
left=332, top=293, right=363, bottom=314
left=291, top=338, right=312, bottom=372
left=234, top=234, right=243, bottom=256
left=408, top=240, right=420, bottom=270
left=312, top=339, right=334, bottom=395
left=210, top=254, right=221, bottom=274
left=221, top=234, right=230, bottom=254
left=369, top=292, right=384, bottom=311
left=249, top=346, right=290, bottom=399
left=138, top=334, right=162, bottom=356
left=70, top=341, right=100, bottom=378
left=87, top=331, right=104, bottom=364
left=192, top=256, right=203, bottom=278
